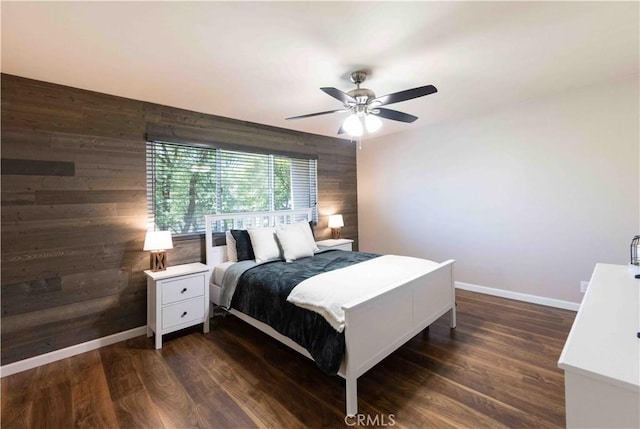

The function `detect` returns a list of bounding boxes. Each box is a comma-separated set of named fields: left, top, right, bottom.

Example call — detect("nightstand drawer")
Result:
left=331, top=243, right=352, bottom=251
left=161, top=273, right=205, bottom=305
left=162, top=297, right=204, bottom=329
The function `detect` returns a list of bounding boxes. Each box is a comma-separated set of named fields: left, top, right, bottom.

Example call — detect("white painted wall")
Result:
left=357, top=78, right=639, bottom=303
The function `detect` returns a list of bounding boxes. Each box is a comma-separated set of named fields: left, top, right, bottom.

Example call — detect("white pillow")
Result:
left=225, top=231, right=238, bottom=262
left=276, top=227, right=315, bottom=262
left=248, top=227, right=281, bottom=263
left=280, top=221, right=319, bottom=253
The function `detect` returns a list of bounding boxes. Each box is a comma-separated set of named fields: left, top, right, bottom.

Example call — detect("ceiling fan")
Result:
left=286, top=71, right=437, bottom=136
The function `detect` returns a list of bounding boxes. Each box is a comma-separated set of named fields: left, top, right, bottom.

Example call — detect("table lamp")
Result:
left=143, top=230, right=173, bottom=271
left=328, top=214, right=344, bottom=239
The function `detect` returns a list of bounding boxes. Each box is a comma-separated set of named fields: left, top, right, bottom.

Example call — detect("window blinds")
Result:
left=146, top=141, right=317, bottom=235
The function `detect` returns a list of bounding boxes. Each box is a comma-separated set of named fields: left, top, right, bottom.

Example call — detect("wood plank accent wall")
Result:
left=1, top=73, right=358, bottom=365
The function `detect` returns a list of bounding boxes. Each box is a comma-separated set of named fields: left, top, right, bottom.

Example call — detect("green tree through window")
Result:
left=146, top=141, right=317, bottom=234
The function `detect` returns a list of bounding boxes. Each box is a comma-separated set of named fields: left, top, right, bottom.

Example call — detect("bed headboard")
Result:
left=204, top=209, right=312, bottom=267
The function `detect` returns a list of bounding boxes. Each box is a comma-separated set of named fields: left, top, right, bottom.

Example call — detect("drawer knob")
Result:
left=181, top=311, right=187, bottom=318
left=181, top=288, right=187, bottom=293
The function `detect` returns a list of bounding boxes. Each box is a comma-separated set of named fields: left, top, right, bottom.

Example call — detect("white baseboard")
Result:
left=0, top=283, right=579, bottom=377
left=0, top=326, right=147, bottom=378
left=455, top=281, right=581, bottom=311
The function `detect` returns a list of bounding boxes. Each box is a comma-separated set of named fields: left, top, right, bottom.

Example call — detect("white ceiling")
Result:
left=2, top=1, right=638, bottom=139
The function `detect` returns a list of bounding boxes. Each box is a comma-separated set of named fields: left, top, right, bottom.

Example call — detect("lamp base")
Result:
left=150, top=251, right=168, bottom=272
left=331, top=228, right=342, bottom=239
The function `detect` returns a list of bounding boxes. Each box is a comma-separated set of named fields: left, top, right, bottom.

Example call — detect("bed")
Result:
left=204, top=209, right=456, bottom=416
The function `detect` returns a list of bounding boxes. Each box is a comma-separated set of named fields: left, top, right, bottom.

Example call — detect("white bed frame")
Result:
left=204, top=209, right=456, bottom=417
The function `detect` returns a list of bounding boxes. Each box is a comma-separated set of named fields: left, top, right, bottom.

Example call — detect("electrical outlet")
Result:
left=580, top=281, right=589, bottom=293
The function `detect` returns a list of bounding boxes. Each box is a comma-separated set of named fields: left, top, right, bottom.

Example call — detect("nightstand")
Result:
left=316, top=238, right=354, bottom=251
left=145, top=262, right=210, bottom=349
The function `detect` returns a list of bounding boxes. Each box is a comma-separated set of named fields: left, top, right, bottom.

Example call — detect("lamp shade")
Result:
left=342, top=114, right=363, bottom=137
left=364, top=114, right=382, bottom=133
left=143, top=230, right=173, bottom=251
left=328, top=214, right=344, bottom=229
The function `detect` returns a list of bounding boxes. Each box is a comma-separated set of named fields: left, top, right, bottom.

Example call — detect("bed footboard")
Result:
left=340, top=259, right=455, bottom=416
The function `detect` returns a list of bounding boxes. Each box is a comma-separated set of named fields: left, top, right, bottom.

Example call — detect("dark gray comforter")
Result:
left=227, top=250, right=380, bottom=375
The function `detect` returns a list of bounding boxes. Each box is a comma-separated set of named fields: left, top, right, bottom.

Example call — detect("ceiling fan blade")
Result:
left=371, top=85, right=437, bottom=107
left=374, top=108, right=418, bottom=123
left=286, top=109, right=346, bottom=120
left=320, top=87, right=356, bottom=104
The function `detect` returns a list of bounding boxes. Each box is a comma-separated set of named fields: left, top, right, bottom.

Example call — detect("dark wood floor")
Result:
left=1, top=290, right=575, bottom=428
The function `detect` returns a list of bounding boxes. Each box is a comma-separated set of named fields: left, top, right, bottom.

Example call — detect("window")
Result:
left=146, top=141, right=317, bottom=235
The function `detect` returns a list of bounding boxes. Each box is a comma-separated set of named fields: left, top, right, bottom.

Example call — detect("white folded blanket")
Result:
left=286, top=255, right=440, bottom=332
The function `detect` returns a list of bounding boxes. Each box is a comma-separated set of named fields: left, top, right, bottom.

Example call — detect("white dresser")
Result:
left=558, top=263, right=640, bottom=428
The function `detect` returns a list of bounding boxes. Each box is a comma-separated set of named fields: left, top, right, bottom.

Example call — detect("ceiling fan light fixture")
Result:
left=287, top=71, right=437, bottom=136
left=343, top=114, right=363, bottom=137
left=364, top=114, right=382, bottom=133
